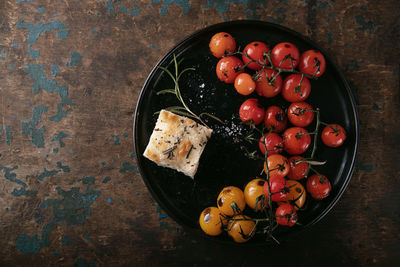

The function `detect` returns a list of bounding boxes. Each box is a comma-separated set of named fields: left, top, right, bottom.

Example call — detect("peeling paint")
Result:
left=21, top=105, right=48, bottom=148
left=356, top=160, right=376, bottom=173
left=51, top=131, right=70, bottom=147
left=51, top=65, right=60, bottom=77
left=119, top=161, right=138, bottom=173
left=111, top=134, right=120, bottom=145
left=102, top=176, right=111, bottom=183
left=37, top=8, right=46, bottom=14
left=5, top=125, right=12, bottom=145
left=38, top=168, right=60, bottom=182
left=355, top=14, right=374, bottom=33
left=66, top=51, right=82, bottom=67
left=17, top=19, right=68, bottom=59
left=73, top=258, right=96, bottom=267
left=0, top=165, right=38, bottom=197
left=57, top=161, right=70, bottom=172
left=23, top=63, right=74, bottom=122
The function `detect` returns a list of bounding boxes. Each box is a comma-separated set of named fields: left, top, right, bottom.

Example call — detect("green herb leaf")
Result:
left=157, top=89, right=177, bottom=95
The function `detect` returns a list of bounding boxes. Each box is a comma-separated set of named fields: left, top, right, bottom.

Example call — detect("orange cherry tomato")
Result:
left=280, top=180, right=306, bottom=210
left=234, top=73, right=256, bottom=95
left=217, top=186, right=246, bottom=216
left=244, top=178, right=268, bottom=210
left=264, top=154, right=289, bottom=177
left=199, top=207, right=225, bottom=236
left=227, top=215, right=255, bottom=243
left=209, top=32, right=236, bottom=58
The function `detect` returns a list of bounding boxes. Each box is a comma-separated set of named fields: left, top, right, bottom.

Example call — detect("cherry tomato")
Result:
left=280, top=180, right=306, bottom=210
left=227, top=215, right=255, bottom=243
left=216, top=56, right=244, bottom=83
left=258, top=132, right=283, bottom=155
left=271, top=42, right=300, bottom=70
left=199, top=207, right=225, bottom=236
left=287, top=102, right=315, bottom=127
left=217, top=186, right=246, bottom=216
left=299, top=50, right=326, bottom=78
left=239, top=99, right=265, bottom=125
left=264, top=106, right=287, bottom=133
left=275, top=203, right=298, bottom=226
left=242, top=41, right=269, bottom=70
left=255, top=69, right=282, bottom=97
left=281, top=74, right=311, bottom=102
left=263, top=174, right=288, bottom=202
left=287, top=156, right=309, bottom=180
left=209, top=32, right=236, bottom=58
left=234, top=73, right=256, bottom=95
left=321, top=124, right=347, bottom=147
left=264, top=154, right=289, bottom=177
left=244, top=178, right=268, bottom=210
left=306, top=174, right=332, bottom=200
left=283, top=127, right=311, bottom=155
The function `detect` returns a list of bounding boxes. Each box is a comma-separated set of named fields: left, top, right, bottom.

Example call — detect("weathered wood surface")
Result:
left=0, top=0, right=399, bottom=266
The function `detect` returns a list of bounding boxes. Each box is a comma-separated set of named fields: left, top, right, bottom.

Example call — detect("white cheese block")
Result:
left=143, top=109, right=212, bottom=178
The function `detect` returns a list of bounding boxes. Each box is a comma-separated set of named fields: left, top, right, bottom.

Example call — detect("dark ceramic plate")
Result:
left=134, top=20, right=359, bottom=243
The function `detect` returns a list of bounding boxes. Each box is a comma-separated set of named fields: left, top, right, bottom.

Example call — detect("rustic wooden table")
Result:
left=1, top=0, right=399, bottom=266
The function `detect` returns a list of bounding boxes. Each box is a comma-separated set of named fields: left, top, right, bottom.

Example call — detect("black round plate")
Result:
left=134, top=20, right=359, bottom=243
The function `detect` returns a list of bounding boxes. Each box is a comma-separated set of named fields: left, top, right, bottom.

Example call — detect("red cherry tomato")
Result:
left=306, top=174, right=332, bottom=200
left=287, top=156, right=309, bottom=180
left=242, top=41, right=269, bottom=70
left=271, top=42, right=300, bottom=70
left=275, top=203, right=298, bottom=226
left=281, top=74, right=311, bottom=102
left=263, top=174, right=288, bottom=202
left=255, top=69, right=282, bottom=97
left=209, top=32, right=236, bottom=58
left=264, top=106, right=287, bottom=133
left=234, top=73, right=256, bottom=95
left=216, top=56, right=244, bottom=84
left=258, top=132, right=283, bottom=155
left=283, top=127, right=311, bottom=155
left=264, top=154, right=289, bottom=177
left=239, top=99, right=265, bottom=125
left=287, top=102, right=315, bottom=127
left=299, top=50, right=326, bottom=78
left=321, top=124, right=347, bottom=147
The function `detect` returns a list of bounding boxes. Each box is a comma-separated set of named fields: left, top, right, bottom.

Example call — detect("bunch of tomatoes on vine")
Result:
left=199, top=32, right=347, bottom=243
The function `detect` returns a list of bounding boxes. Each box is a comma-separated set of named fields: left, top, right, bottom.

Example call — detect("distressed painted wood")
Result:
left=0, top=0, right=399, bottom=266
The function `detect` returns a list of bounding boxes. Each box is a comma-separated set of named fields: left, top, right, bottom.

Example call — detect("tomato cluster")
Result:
left=200, top=32, right=348, bottom=243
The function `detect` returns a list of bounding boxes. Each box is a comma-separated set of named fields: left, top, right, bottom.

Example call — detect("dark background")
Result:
left=0, top=0, right=399, bottom=266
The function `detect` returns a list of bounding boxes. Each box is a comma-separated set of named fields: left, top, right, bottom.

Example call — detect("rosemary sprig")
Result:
left=157, top=54, right=223, bottom=128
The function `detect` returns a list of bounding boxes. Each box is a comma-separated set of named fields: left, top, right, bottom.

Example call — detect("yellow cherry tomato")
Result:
left=227, top=215, right=256, bottom=243
left=217, top=186, right=246, bottom=216
left=244, top=178, right=269, bottom=210
left=279, top=179, right=306, bottom=210
left=199, top=207, right=225, bottom=236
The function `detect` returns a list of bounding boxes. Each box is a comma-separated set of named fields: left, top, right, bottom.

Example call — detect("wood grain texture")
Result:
left=0, top=0, right=399, bottom=266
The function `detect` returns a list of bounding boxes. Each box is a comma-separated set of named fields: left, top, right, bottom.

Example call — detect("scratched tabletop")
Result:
left=0, top=0, right=399, bottom=266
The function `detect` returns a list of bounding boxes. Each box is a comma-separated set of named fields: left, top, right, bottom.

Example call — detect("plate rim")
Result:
left=133, top=19, right=360, bottom=243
